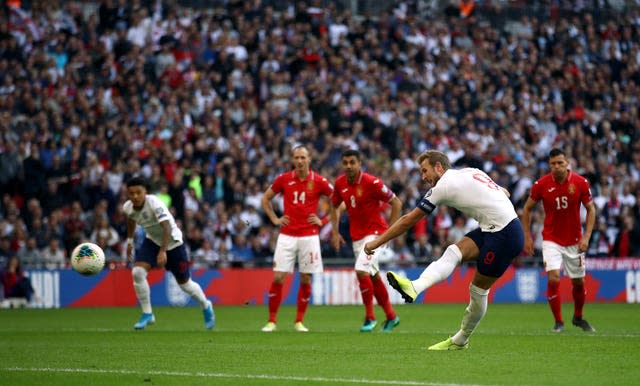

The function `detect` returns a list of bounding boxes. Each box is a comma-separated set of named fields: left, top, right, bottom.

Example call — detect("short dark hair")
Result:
left=548, top=148, right=565, bottom=158
left=341, top=149, right=360, bottom=160
left=126, top=176, right=147, bottom=188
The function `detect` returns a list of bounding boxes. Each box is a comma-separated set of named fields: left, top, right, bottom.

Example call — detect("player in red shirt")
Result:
left=330, top=149, right=402, bottom=332
left=521, top=148, right=597, bottom=332
left=260, top=145, right=333, bottom=332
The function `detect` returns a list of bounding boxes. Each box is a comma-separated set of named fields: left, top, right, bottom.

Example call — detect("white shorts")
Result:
left=542, top=240, right=586, bottom=278
left=273, top=234, right=323, bottom=274
left=352, top=235, right=388, bottom=276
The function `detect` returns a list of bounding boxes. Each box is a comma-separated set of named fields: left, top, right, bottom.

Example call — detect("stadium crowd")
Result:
left=0, top=0, right=640, bottom=277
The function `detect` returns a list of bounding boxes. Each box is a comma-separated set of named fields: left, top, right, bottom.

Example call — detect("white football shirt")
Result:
left=123, top=194, right=183, bottom=250
left=417, top=168, right=517, bottom=232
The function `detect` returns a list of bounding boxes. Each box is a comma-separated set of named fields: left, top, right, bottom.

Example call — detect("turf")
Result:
left=0, top=303, right=638, bottom=385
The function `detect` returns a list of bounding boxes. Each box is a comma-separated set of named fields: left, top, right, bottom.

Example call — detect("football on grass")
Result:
left=71, top=242, right=105, bottom=276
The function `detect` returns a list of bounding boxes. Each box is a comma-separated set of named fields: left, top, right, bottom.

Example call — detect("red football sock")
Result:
left=295, top=283, right=311, bottom=323
left=268, top=282, right=283, bottom=323
left=547, top=280, right=563, bottom=323
left=372, top=275, right=396, bottom=321
left=572, top=282, right=586, bottom=319
left=358, top=274, right=376, bottom=320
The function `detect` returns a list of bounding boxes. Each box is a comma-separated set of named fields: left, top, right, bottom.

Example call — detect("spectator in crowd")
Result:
left=29, top=218, right=50, bottom=250
left=90, top=216, right=120, bottom=250
left=192, top=237, right=220, bottom=269
left=1, top=256, right=34, bottom=303
left=0, top=237, right=13, bottom=268
left=587, top=220, right=611, bottom=258
left=40, top=238, right=66, bottom=270
left=447, top=215, right=469, bottom=246
left=63, top=202, right=88, bottom=256
left=610, top=214, right=640, bottom=257
left=17, top=236, right=44, bottom=269
left=96, top=232, right=123, bottom=269
left=229, top=233, right=255, bottom=267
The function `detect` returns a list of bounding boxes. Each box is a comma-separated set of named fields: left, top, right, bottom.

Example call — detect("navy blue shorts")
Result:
left=465, top=218, right=524, bottom=278
left=135, top=238, right=191, bottom=282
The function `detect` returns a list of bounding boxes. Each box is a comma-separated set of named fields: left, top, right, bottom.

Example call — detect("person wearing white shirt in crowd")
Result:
left=41, top=238, right=66, bottom=270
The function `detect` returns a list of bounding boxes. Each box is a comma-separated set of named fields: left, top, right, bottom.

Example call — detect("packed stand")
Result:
left=0, top=0, right=639, bottom=278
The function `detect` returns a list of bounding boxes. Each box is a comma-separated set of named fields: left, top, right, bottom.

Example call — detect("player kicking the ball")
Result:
left=124, top=176, right=215, bottom=330
left=364, top=150, right=524, bottom=350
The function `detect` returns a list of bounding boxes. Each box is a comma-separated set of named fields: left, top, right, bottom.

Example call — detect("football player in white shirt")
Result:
left=364, top=150, right=524, bottom=350
left=124, top=177, right=215, bottom=330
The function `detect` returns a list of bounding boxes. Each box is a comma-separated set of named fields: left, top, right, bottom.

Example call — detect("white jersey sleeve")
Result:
left=123, top=194, right=183, bottom=249
left=417, top=168, right=517, bottom=232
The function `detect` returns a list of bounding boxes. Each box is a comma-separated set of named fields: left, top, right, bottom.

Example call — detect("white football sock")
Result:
left=412, top=244, right=462, bottom=294
left=452, top=284, right=490, bottom=346
left=179, top=279, right=209, bottom=308
left=132, top=266, right=152, bottom=314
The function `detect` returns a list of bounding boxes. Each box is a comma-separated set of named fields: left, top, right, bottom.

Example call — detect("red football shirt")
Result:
left=270, top=170, right=333, bottom=237
left=331, top=172, right=396, bottom=241
left=530, top=171, right=593, bottom=246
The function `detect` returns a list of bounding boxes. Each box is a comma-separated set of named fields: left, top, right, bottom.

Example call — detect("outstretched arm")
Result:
left=364, top=208, right=425, bottom=254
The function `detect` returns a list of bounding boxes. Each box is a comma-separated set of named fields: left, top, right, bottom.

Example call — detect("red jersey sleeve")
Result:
left=331, top=177, right=345, bottom=206
left=320, top=175, right=334, bottom=197
left=368, top=176, right=395, bottom=203
left=579, top=177, right=593, bottom=206
left=529, top=179, right=543, bottom=202
left=270, top=173, right=286, bottom=195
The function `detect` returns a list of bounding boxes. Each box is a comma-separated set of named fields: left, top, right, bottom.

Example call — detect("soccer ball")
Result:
left=71, top=242, right=105, bottom=276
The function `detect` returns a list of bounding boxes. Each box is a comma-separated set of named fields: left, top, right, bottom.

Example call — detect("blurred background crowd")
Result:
left=1, top=0, right=640, bottom=274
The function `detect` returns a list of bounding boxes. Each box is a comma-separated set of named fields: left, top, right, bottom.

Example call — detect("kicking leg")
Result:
left=387, top=244, right=464, bottom=303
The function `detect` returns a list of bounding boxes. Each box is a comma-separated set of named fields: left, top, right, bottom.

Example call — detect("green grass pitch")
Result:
left=1, top=303, right=639, bottom=385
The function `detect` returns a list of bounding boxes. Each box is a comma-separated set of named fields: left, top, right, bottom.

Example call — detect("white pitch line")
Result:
left=2, top=367, right=490, bottom=386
